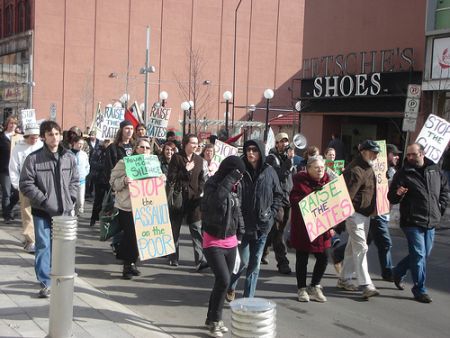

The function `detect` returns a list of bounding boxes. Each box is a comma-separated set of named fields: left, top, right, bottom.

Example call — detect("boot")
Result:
left=130, top=263, right=141, bottom=276
left=122, top=263, right=133, bottom=280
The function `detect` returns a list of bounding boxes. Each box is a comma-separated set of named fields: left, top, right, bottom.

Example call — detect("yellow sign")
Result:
left=299, top=175, right=354, bottom=242
left=129, top=176, right=175, bottom=261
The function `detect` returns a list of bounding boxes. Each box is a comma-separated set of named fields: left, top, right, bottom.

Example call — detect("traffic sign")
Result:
left=402, top=117, right=417, bottom=132
left=407, top=84, right=421, bottom=98
left=405, top=98, right=420, bottom=116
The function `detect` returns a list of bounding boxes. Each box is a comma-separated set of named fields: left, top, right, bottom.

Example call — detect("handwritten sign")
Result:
left=415, top=114, right=450, bottom=163
left=129, top=177, right=175, bottom=261
left=95, top=106, right=125, bottom=140
left=146, top=106, right=172, bottom=139
left=124, top=154, right=162, bottom=180
left=325, top=160, right=345, bottom=175
left=299, top=175, right=354, bottom=242
left=373, top=140, right=390, bottom=215
left=20, top=109, right=36, bottom=128
left=211, top=140, right=238, bottom=172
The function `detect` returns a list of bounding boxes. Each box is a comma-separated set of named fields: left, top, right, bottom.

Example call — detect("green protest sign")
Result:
left=325, top=160, right=345, bottom=175
left=124, top=154, right=162, bottom=180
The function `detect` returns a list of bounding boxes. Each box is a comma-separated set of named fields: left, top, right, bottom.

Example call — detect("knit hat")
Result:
left=120, top=120, right=133, bottom=129
left=215, top=156, right=246, bottom=179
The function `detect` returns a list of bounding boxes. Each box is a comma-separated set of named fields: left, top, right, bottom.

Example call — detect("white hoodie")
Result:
left=9, top=139, right=44, bottom=190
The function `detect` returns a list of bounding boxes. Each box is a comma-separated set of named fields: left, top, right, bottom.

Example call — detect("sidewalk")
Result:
left=0, top=227, right=172, bottom=338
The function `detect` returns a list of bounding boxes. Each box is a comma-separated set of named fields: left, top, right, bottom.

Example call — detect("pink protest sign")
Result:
left=373, top=140, right=390, bottom=215
left=299, top=175, right=355, bottom=242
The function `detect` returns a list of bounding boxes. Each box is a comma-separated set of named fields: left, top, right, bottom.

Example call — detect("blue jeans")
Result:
left=33, top=215, right=52, bottom=288
left=0, top=173, right=19, bottom=219
left=229, top=234, right=268, bottom=298
left=369, top=215, right=393, bottom=279
left=394, top=227, right=435, bottom=296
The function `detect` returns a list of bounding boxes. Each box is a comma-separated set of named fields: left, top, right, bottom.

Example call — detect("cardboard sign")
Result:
left=299, top=175, right=354, bottom=242
left=129, top=177, right=175, bottom=261
left=95, top=106, right=125, bottom=140
left=373, top=140, right=390, bottom=215
left=325, top=160, right=345, bottom=175
left=415, top=114, right=450, bottom=163
left=124, top=154, right=162, bottom=180
left=210, top=140, right=238, bottom=173
left=20, top=109, right=36, bottom=128
left=146, top=106, right=172, bottom=139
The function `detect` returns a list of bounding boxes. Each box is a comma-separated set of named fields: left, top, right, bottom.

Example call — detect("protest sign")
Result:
left=299, top=175, right=354, bottom=242
left=211, top=140, right=238, bottom=172
left=146, top=106, right=172, bottom=138
left=373, top=140, right=390, bottom=215
left=20, top=109, right=36, bottom=128
left=124, top=154, right=162, bottom=180
left=415, top=114, right=450, bottom=163
left=129, top=176, right=175, bottom=261
left=325, top=160, right=345, bottom=175
left=95, top=106, right=125, bottom=140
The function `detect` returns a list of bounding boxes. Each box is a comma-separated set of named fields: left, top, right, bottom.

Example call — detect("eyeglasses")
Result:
left=246, top=146, right=259, bottom=153
left=138, top=145, right=151, bottom=150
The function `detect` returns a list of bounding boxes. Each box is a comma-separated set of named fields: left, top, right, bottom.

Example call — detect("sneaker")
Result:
left=24, top=242, right=35, bottom=254
left=278, top=263, right=291, bottom=275
left=362, top=284, right=380, bottom=299
left=297, top=287, right=310, bottom=302
left=130, top=263, right=141, bottom=276
left=207, top=321, right=224, bottom=337
left=122, top=264, right=133, bottom=280
left=337, top=278, right=359, bottom=291
left=307, top=285, right=327, bottom=303
left=225, top=290, right=235, bottom=302
left=205, top=319, right=229, bottom=333
left=414, top=293, right=432, bottom=303
left=196, top=261, right=209, bottom=272
left=38, top=287, right=50, bottom=298
left=394, top=277, right=406, bottom=291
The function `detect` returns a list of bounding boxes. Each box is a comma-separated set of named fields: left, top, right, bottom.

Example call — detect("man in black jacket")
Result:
left=226, top=139, right=283, bottom=300
left=263, top=132, right=294, bottom=274
left=388, top=143, right=449, bottom=303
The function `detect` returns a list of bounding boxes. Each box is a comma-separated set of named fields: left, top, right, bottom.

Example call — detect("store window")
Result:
left=436, top=0, right=450, bottom=29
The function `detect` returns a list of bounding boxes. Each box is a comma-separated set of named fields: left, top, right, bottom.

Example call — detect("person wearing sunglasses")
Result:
left=109, top=138, right=152, bottom=279
left=226, top=140, right=283, bottom=301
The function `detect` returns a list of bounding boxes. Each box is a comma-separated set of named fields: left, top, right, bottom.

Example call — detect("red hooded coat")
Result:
left=289, top=171, right=332, bottom=253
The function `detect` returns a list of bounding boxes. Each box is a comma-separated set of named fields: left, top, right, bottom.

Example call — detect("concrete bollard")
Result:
left=48, top=216, right=78, bottom=338
left=229, top=298, right=276, bottom=338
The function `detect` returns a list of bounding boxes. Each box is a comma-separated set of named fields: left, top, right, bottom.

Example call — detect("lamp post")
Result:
left=181, top=101, right=190, bottom=138
left=263, top=89, right=274, bottom=141
left=160, top=91, right=168, bottom=107
left=188, top=100, right=194, bottom=134
left=223, top=91, right=233, bottom=138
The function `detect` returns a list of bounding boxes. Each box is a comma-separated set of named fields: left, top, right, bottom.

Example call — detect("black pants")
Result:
left=117, top=209, right=139, bottom=263
left=295, top=249, right=329, bottom=288
left=204, top=246, right=237, bottom=322
left=90, top=183, right=108, bottom=223
left=264, top=206, right=290, bottom=266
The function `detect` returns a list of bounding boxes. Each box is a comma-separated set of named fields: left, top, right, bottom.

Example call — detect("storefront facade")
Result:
left=297, top=0, right=427, bottom=160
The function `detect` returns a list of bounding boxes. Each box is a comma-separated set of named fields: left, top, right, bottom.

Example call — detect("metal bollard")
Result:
left=48, top=216, right=78, bottom=338
left=230, top=298, right=277, bottom=338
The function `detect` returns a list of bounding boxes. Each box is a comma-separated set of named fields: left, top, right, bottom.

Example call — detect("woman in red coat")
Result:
left=290, top=155, right=332, bottom=303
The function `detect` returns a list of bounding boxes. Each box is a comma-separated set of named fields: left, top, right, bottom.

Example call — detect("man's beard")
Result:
left=364, top=158, right=375, bottom=167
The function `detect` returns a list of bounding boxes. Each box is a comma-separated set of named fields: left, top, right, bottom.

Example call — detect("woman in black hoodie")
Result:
left=201, top=156, right=246, bottom=337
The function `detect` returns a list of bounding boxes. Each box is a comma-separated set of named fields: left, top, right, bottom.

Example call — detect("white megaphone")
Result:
left=291, top=133, right=307, bottom=150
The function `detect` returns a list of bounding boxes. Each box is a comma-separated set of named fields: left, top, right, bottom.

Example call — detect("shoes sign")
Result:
left=402, top=84, right=421, bottom=132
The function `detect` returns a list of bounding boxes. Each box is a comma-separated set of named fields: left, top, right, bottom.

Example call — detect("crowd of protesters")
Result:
left=1, top=114, right=449, bottom=337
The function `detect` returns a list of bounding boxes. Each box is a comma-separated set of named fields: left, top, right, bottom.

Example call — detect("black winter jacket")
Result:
left=388, top=158, right=449, bottom=229
left=201, top=172, right=245, bottom=240
left=241, top=140, right=283, bottom=238
left=266, top=147, right=294, bottom=207
left=0, top=133, right=12, bottom=173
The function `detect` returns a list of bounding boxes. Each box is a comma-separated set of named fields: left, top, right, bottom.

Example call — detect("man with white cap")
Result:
left=263, top=132, right=295, bottom=274
left=9, top=124, right=43, bottom=253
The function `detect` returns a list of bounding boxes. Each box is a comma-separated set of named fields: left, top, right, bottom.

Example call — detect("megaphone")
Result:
left=291, top=133, right=307, bottom=150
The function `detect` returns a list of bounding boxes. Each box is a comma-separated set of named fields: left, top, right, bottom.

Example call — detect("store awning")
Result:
left=269, top=112, right=299, bottom=126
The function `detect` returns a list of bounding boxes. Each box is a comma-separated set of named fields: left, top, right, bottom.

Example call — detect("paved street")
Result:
left=1, top=200, right=450, bottom=337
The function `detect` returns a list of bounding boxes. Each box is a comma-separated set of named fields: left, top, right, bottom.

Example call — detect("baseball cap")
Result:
left=275, top=132, right=289, bottom=142
left=386, top=144, right=402, bottom=154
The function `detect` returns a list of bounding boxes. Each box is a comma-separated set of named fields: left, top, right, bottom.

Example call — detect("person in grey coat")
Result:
left=19, top=120, right=79, bottom=298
